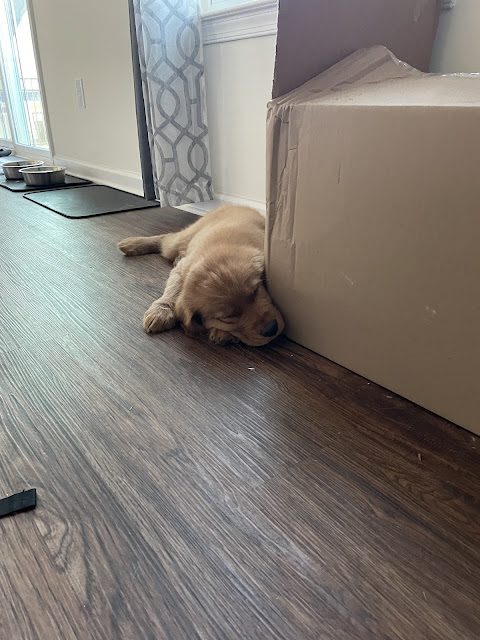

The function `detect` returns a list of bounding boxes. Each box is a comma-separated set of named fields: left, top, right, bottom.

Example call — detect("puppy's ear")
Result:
left=251, top=253, right=265, bottom=276
left=189, top=312, right=204, bottom=333
left=176, top=297, right=203, bottom=336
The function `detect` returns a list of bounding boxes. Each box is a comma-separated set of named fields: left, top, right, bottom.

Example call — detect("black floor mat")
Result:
left=0, top=174, right=91, bottom=192
left=23, top=185, right=160, bottom=218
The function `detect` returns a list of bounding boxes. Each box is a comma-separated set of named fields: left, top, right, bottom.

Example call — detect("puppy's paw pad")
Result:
left=208, top=328, right=232, bottom=346
left=117, top=237, right=144, bottom=256
left=143, top=303, right=176, bottom=334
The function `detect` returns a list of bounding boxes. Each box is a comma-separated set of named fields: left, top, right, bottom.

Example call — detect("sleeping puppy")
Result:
left=117, top=205, right=284, bottom=346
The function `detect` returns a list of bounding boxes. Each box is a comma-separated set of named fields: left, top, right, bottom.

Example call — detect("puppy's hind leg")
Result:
left=118, top=226, right=195, bottom=262
left=143, top=262, right=185, bottom=334
left=119, top=214, right=206, bottom=260
left=117, top=234, right=165, bottom=257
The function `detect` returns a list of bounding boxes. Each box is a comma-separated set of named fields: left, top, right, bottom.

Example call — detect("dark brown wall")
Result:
left=273, top=0, right=441, bottom=98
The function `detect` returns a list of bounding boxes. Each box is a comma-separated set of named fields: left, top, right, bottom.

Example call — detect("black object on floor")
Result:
left=0, top=173, right=91, bottom=192
left=0, top=148, right=12, bottom=157
left=0, top=489, right=37, bottom=519
left=23, top=184, right=160, bottom=218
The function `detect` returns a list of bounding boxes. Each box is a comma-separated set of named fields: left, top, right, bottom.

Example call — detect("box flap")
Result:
left=272, top=0, right=441, bottom=98
left=271, top=46, right=480, bottom=108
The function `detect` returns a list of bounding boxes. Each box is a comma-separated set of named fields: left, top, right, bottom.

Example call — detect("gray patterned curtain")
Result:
left=129, top=0, right=214, bottom=206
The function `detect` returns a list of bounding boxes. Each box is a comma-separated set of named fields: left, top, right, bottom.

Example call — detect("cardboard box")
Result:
left=266, top=45, right=480, bottom=435
left=273, top=0, right=441, bottom=98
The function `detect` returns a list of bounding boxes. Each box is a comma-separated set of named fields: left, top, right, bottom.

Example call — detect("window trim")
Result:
left=27, top=0, right=54, bottom=155
left=201, top=0, right=278, bottom=46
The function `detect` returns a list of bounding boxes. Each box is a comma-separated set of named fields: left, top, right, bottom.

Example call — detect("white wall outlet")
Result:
left=75, top=78, right=86, bottom=109
left=442, top=0, right=456, bottom=9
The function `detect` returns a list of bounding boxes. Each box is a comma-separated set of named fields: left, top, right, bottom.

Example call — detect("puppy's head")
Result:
left=175, top=247, right=284, bottom=346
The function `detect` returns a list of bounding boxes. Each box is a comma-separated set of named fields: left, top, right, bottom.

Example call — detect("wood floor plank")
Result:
left=0, top=187, right=479, bottom=639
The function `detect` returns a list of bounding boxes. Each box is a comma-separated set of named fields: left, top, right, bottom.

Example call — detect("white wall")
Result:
left=30, top=0, right=275, bottom=204
left=204, top=35, right=276, bottom=207
left=30, top=2, right=479, bottom=205
left=431, top=1, right=480, bottom=72
left=31, top=0, right=142, bottom=191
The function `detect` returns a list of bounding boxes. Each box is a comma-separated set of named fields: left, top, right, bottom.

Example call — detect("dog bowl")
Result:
left=3, top=160, right=44, bottom=180
left=19, top=165, right=66, bottom=186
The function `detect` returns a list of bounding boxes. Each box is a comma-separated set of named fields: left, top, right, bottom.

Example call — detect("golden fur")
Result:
left=117, top=205, right=284, bottom=346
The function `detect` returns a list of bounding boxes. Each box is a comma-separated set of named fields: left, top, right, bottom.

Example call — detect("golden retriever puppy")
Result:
left=117, top=205, right=284, bottom=346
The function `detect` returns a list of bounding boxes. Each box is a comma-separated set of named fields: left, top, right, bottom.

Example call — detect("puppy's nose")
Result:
left=260, top=319, right=278, bottom=338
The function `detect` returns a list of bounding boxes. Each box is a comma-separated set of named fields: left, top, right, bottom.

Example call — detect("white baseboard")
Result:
left=53, top=155, right=144, bottom=195
left=6, top=149, right=265, bottom=214
left=177, top=193, right=266, bottom=216
left=47, top=157, right=263, bottom=214
left=217, top=192, right=266, bottom=214
left=177, top=199, right=221, bottom=216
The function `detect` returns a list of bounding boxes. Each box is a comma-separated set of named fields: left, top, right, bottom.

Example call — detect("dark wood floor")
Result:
left=0, top=187, right=479, bottom=640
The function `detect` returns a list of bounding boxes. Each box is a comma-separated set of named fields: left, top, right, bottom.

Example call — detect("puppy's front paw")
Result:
left=208, top=328, right=232, bottom=346
left=117, top=237, right=145, bottom=256
left=143, top=302, right=177, bottom=334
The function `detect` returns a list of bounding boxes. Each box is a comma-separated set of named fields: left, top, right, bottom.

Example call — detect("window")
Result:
left=0, top=0, right=49, bottom=151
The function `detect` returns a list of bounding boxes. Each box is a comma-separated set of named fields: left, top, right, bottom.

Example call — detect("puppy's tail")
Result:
left=117, top=234, right=166, bottom=257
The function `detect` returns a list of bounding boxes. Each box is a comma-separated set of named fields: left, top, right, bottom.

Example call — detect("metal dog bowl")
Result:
left=2, top=160, right=44, bottom=180
left=19, top=165, right=66, bottom=186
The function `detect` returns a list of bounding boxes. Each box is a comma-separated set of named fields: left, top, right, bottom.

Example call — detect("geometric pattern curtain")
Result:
left=130, top=0, right=214, bottom=206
